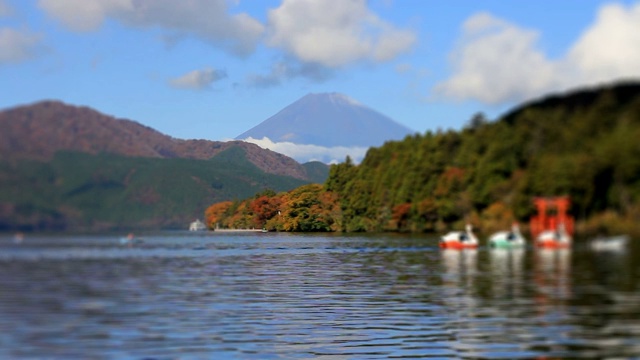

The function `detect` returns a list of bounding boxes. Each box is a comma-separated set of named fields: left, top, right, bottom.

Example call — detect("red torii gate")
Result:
left=529, top=196, right=574, bottom=239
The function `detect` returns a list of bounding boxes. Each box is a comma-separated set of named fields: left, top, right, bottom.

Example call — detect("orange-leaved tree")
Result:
left=204, top=201, right=233, bottom=229
left=250, top=195, right=282, bottom=227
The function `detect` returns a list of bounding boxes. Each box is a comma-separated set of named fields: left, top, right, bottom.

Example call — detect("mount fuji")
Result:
left=236, top=93, right=414, bottom=163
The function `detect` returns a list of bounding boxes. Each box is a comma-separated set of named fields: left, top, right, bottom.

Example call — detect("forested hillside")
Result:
left=0, top=101, right=329, bottom=231
left=207, top=82, right=640, bottom=236
left=0, top=146, right=312, bottom=231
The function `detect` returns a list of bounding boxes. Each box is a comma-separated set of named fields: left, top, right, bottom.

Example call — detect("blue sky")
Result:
left=1, top=0, right=640, bottom=162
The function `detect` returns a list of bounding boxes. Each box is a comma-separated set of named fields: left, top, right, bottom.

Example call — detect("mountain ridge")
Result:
left=0, top=100, right=314, bottom=181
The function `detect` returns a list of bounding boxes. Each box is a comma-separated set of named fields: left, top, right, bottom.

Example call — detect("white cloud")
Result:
left=37, top=0, right=131, bottom=31
left=0, top=28, right=43, bottom=63
left=169, top=67, right=227, bottom=90
left=565, top=3, right=640, bottom=86
left=436, top=3, right=640, bottom=104
left=434, top=12, right=556, bottom=104
left=37, top=0, right=264, bottom=56
left=240, top=137, right=368, bottom=164
left=265, top=0, right=416, bottom=67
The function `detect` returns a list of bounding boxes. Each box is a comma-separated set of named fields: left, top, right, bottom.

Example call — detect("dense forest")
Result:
left=206, top=82, right=640, bottom=236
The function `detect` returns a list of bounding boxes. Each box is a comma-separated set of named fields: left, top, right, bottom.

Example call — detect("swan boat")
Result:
left=440, top=224, right=478, bottom=249
left=489, top=223, right=526, bottom=249
left=536, top=223, right=571, bottom=249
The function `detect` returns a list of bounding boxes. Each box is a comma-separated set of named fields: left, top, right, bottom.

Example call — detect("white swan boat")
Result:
left=440, top=224, right=479, bottom=249
left=536, top=223, right=571, bottom=249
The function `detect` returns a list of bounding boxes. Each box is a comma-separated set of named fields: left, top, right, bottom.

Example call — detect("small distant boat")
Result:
left=120, top=233, right=134, bottom=245
left=189, top=219, right=207, bottom=231
left=590, top=235, right=629, bottom=251
left=489, top=223, right=526, bottom=249
left=536, top=223, right=571, bottom=249
left=440, top=224, right=478, bottom=249
left=13, top=232, right=25, bottom=244
left=119, top=233, right=143, bottom=245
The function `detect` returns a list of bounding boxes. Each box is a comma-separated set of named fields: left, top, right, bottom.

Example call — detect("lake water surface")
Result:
left=1, top=231, right=639, bottom=359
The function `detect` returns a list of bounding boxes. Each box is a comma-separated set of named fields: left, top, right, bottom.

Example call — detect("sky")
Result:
left=1, top=0, right=640, bottom=162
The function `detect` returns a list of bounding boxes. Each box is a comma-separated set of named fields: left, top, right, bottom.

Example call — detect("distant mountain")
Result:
left=0, top=100, right=315, bottom=180
left=0, top=100, right=329, bottom=231
left=236, top=93, right=414, bottom=147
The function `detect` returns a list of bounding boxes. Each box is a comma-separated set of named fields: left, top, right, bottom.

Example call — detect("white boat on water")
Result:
left=489, top=223, right=526, bottom=249
left=440, top=224, right=478, bottom=249
left=189, top=219, right=207, bottom=231
left=590, top=235, right=629, bottom=251
left=536, top=223, right=572, bottom=249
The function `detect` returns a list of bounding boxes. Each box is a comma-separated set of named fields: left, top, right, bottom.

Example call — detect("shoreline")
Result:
left=213, top=228, right=267, bottom=233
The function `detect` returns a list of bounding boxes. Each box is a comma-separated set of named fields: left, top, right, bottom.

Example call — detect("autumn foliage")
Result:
left=205, top=184, right=341, bottom=232
left=204, top=201, right=233, bottom=229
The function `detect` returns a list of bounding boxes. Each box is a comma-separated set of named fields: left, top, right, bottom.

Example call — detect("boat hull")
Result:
left=489, top=239, right=525, bottom=249
left=439, top=241, right=478, bottom=250
left=536, top=240, right=570, bottom=249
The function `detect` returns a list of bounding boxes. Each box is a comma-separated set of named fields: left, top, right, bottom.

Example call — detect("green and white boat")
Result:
left=489, top=223, right=526, bottom=249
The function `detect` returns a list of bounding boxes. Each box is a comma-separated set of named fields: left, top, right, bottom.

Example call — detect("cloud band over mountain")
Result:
left=240, top=136, right=368, bottom=164
left=234, top=92, right=413, bottom=163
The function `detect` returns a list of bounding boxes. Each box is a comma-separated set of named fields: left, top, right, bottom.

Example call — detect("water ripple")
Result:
left=1, top=233, right=640, bottom=358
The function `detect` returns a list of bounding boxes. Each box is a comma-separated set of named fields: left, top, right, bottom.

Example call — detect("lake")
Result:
left=0, top=231, right=639, bottom=359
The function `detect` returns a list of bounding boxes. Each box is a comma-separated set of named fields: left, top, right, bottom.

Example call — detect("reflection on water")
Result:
left=0, top=232, right=639, bottom=358
left=489, top=248, right=525, bottom=300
